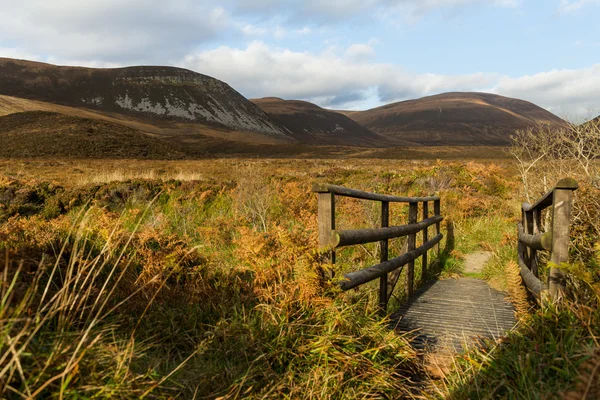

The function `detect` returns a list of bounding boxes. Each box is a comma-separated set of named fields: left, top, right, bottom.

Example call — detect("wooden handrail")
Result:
left=518, top=178, right=578, bottom=301
left=340, top=234, right=443, bottom=290
left=312, top=184, right=440, bottom=203
left=518, top=223, right=552, bottom=251
left=522, top=178, right=578, bottom=212
left=314, top=184, right=443, bottom=314
left=325, top=215, right=443, bottom=248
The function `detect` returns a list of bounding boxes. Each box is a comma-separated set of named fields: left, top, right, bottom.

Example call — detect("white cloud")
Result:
left=558, top=0, right=600, bottom=14
left=0, top=0, right=597, bottom=121
left=181, top=41, right=497, bottom=109
left=0, top=1, right=231, bottom=63
left=181, top=41, right=599, bottom=121
left=491, top=65, right=600, bottom=122
left=0, top=0, right=524, bottom=65
left=344, top=44, right=377, bottom=62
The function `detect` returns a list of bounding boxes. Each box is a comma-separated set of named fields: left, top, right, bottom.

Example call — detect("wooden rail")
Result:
left=518, top=178, right=578, bottom=300
left=313, top=184, right=443, bottom=313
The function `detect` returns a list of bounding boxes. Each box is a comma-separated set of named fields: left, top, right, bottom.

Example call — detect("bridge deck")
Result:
left=391, top=278, right=516, bottom=351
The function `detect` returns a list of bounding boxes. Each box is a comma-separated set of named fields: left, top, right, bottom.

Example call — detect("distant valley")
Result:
left=251, top=97, right=415, bottom=147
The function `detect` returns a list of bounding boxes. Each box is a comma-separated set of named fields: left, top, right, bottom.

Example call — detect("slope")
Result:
left=0, top=58, right=293, bottom=141
left=0, top=111, right=184, bottom=159
left=251, top=97, right=415, bottom=147
left=341, top=92, right=567, bottom=145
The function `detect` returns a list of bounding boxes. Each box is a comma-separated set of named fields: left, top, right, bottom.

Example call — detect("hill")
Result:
left=0, top=58, right=293, bottom=140
left=251, top=97, right=414, bottom=147
left=0, top=111, right=184, bottom=159
left=339, top=92, right=567, bottom=145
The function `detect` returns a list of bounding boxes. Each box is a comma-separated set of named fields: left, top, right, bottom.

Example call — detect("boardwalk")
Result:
left=391, top=278, right=516, bottom=351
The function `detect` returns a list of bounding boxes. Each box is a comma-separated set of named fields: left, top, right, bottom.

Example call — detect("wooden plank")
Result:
left=517, top=247, right=545, bottom=299
left=518, top=223, right=552, bottom=251
left=392, top=278, right=516, bottom=351
left=340, top=233, right=443, bottom=290
left=523, top=177, right=578, bottom=212
left=422, top=201, right=428, bottom=282
left=532, top=208, right=542, bottom=277
left=330, top=215, right=443, bottom=248
left=548, top=187, right=574, bottom=299
left=406, top=202, right=418, bottom=297
left=312, top=183, right=439, bottom=203
left=379, top=201, right=389, bottom=314
left=434, top=199, right=441, bottom=256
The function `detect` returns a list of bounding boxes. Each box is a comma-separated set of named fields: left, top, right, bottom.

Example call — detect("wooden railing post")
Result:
left=434, top=199, right=441, bottom=257
left=406, top=202, right=418, bottom=297
left=313, top=184, right=443, bottom=310
left=548, top=179, right=577, bottom=300
left=523, top=207, right=534, bottom=270
left=379, top=201, right=389, bottom=314
left=531, top=209, right=541, bottom=277
left=422, top=201, right=428, bottom=282
left=317, top=191, right=336, bottom=264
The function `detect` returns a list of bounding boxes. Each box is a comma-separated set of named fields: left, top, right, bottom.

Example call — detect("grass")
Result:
left=1, top=157, right=598, bottom=398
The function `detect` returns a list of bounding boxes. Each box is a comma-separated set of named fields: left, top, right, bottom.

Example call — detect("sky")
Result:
left=0, top=0, right=599, bottom=122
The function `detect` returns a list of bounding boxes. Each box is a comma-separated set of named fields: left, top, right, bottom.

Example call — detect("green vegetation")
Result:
left=0, top=148, right=598, bottom=398
left=442, top=121, right=600, bottom=399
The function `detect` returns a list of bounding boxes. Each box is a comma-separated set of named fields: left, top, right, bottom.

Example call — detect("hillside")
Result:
left=251, top=97, right=415, bottom=147
left=0, top=58, right=293, bottom=140
left=340, top=92, right=567, bottom=145
left=0, top=111, right=184, bottom=159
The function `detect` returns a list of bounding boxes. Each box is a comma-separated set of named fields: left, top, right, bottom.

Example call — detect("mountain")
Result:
left=251, top=97, right=415, bottom=147
left=0, top=111, right=183, bottom=159
left=0, top=58, right=292, bottom=140
left=339, top=92, right=567, bottom=145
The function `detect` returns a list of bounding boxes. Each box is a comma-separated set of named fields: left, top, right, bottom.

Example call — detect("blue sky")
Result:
left=0, top=0, right=599, bottom=121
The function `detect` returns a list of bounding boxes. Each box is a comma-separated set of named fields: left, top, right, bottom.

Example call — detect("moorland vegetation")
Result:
left=0, top=121, right=598, bottom=399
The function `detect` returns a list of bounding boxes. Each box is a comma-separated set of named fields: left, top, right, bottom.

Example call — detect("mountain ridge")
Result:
left=336, top=92, right=567, bottom=145
left=0, top=57, right=293, bottom=140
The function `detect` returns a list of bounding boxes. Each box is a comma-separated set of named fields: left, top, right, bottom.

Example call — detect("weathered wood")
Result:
left=434, top=199, right=441, bottom=256
left=317, top=192, right=336, bottom=264
left=406, top=202, right=418, bottom=297
left=525, top=209, right=535, bottom=270
left=521, top=207, right=531, bottom=270
left=392, top=279, right=516, bottom=351
left=422, top=201, right=429, bottom=282
left=518, top=223, right=553, bottom=251
left=379, top=201, right=389, bottom=314
left=548, top=187, right=574, bottom=299
left=532, top=208, right=542, bottom=276
left=327, top=215, right=443, bottom=248
left=340, top=233, right=443, bottom=290
left=312, top=183, right=439, bottom=203
left=518, top=245, right=545, bottom=299
left=523, top=177, right=579, bottom=212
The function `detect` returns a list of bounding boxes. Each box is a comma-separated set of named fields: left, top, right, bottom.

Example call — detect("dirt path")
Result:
left=463, top=250, right=493, bottom=274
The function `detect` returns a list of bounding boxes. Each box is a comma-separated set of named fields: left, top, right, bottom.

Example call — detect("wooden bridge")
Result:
left=313, top=179, right=577, bottom=351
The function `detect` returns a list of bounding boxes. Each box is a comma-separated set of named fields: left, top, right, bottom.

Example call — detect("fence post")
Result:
left=422, top=201, right=428, bottom=282
left=532, top=209, right=542, bottom=277
left=434, top=199, right=441, bottom=257
left=406, top=202, right=418, bottom=297
left=318, top=191, right=336, bottom=265
left=523, top=207, right=534, bottom=270
left=379, top=201, right=389, bottom=314
left=548, top=178, right=578, bottom=300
